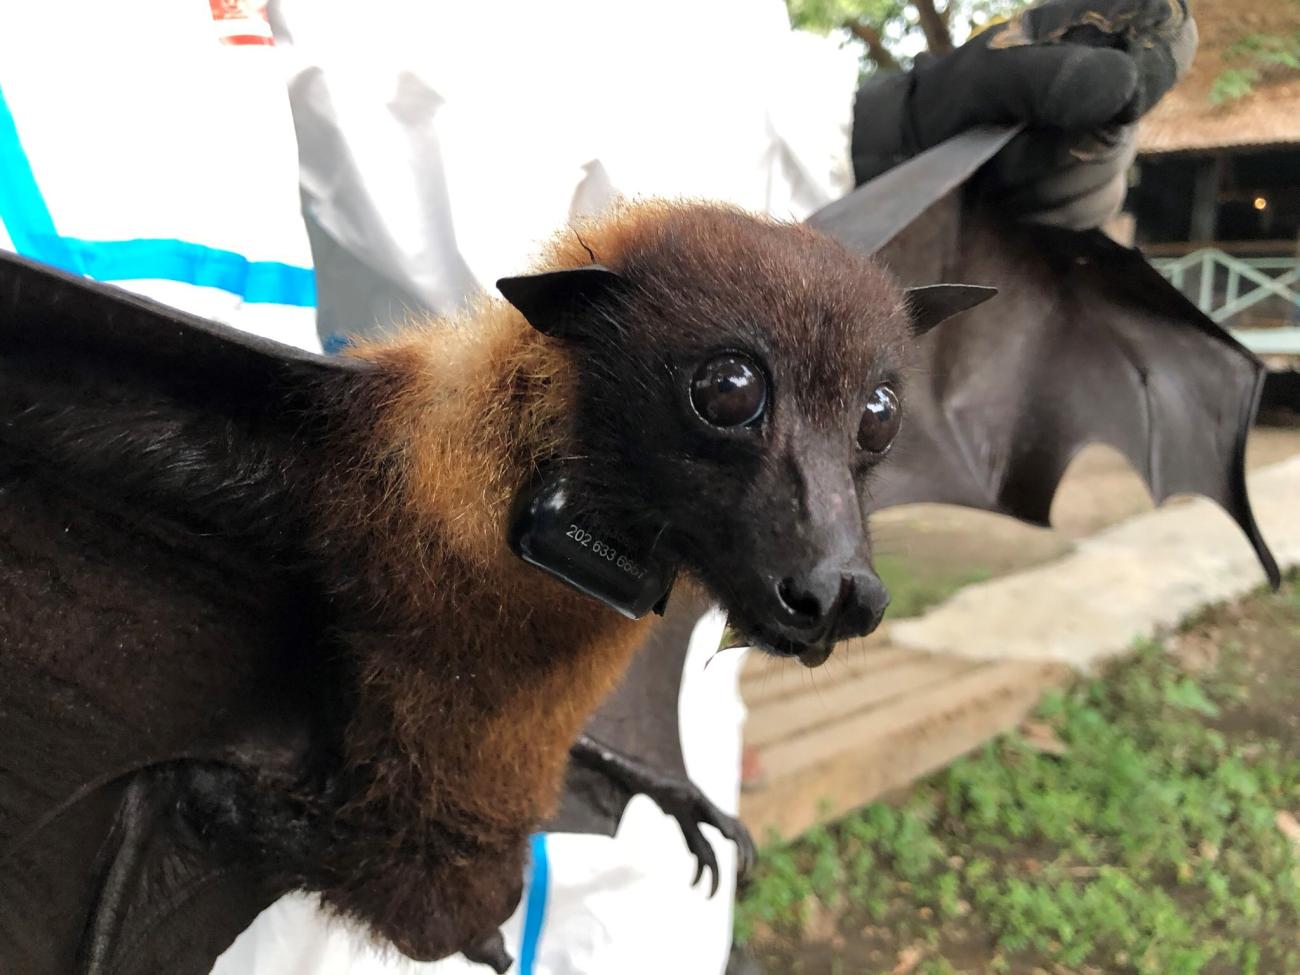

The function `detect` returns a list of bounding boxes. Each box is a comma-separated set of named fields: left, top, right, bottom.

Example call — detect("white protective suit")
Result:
left=0, top=1, right=856, bottom=972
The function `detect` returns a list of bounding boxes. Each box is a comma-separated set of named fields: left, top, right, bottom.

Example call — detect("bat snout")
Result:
left=754, top=564, right=890, bottom=667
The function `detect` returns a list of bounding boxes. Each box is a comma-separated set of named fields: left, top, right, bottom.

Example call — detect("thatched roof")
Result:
left=1138, top=0, right=1300, bottom=156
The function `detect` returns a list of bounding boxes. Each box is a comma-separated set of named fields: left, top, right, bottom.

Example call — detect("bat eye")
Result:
left=858, top=383, right=900, bottom=453
left=690, top=353, right=767, bottom=429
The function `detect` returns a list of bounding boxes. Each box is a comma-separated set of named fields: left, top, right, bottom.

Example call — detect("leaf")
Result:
left=1210, top=67, right=1261, bottom=104
left=718, top=619, right=749, bottom=652
left=1161, top=678, right=1221, bottom=718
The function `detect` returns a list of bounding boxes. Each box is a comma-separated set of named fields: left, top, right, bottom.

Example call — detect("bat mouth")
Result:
left=717, top=574, right=888, bottom=667
left=719, top=610, right=853, bottom=669
left=771, top=633, right=837, bottom=668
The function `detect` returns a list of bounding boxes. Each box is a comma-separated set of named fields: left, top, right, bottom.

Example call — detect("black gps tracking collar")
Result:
left=508, top=473, right=676, bottom=619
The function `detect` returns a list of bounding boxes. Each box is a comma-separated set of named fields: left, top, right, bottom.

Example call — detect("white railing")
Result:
left=1152, top=248, right=1300, bottom=357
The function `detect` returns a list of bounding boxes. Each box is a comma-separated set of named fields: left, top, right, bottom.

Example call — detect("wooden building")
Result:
left=1127, top=0, right=1300, bottom=335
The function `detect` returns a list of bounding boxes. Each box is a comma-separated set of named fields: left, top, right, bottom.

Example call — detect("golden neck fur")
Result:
left=330, top=268, right=651, bottom=837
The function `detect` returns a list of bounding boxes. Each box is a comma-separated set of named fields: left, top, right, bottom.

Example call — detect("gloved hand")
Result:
left=851, top=0, right=1197, bottom=229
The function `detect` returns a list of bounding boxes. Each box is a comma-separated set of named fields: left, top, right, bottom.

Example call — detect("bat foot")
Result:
left=571, top=734, right=756, bottom=895
left=659, top=784, right=756, bottom=897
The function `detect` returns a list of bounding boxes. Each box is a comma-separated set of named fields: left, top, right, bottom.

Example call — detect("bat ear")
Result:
left=496, top=265, right=627, bottom=340
left=905, top=284, right=998, bottom=335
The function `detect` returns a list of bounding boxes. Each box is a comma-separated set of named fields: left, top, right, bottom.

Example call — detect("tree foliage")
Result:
left=786, top=0, right=1030, bottom=71
left=791, top=0, right=1300, bottom=106
left=1211, top=30, right=1300, bottom=104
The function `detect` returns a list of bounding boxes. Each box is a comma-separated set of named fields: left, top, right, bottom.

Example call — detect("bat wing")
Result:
left=0, top=252, right=363, bottom=974
left=806, top=124, right=1018, bottom=254
left=806, top=128, right=1277, bottom=582
left=866, top=203, right=1279, bottom=586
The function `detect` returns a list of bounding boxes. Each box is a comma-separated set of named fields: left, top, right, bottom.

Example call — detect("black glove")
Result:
left=851, top=0, right=1196, bottom=229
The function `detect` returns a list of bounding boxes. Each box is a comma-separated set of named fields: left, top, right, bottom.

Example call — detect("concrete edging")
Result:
left=889, top=456, right=1300, bottom=670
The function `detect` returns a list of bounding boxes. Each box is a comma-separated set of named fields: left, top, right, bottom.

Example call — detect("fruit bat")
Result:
left=549, top=125, right=1280, bottom=855
left=0, top=189, right=984, bottom=970
left=0, top=127, right=1277, bottom=975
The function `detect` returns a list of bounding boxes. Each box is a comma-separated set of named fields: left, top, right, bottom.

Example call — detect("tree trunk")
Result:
left=913, top=0, right=954, bottom=55
left=846, top=20, right=901, bottom=72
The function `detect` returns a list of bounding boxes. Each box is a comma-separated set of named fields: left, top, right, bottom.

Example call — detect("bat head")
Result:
left=499, top=204, right=991, bottom=666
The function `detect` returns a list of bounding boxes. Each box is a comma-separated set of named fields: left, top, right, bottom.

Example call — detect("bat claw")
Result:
left=663, top=786, right=752, bottom=898
left=678, top=815, right=721, bottom=896
left=701, top=797, right=757, bottom=883
left=685, top=787, right=756, bottom=886
left=570, top=735, right=756, bottom=894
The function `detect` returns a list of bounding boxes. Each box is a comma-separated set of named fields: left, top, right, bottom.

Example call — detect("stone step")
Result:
left=739, top=636, right=906, bottom=707
left=744, top=649, right=978, bottom=750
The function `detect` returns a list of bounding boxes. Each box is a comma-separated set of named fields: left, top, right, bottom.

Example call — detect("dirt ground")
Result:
left=869, top=427, right=1300, bottom=603
left=1174, top=584, right=1300, bottom=760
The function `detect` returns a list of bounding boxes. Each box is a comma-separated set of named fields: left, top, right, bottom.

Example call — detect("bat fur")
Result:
left=2, top=200, right=934, bottom=965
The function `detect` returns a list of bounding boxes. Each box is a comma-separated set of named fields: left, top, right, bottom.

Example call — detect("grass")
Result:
left=873, top=553, right=989, bottom=620
left=738, top=577, right=1300, bottom=974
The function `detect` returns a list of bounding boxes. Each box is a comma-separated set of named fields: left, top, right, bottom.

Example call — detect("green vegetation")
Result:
left=785, top=0, right=1300, bottom=103
left=1211, top=15, right=1300, bottom=104
left=873, top=552, right=988, bottom=619
left=785, top=0, right=1029, bottom=72
left=739, top=578, right=1300, bottom=974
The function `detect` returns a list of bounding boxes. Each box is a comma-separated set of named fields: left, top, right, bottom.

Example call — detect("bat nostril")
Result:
left=838, top=574, right=856, bottom=605
left=776, top=576, right=824, bottom=626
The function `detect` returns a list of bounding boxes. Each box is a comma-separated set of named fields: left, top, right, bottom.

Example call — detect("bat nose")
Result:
left=775, top=567, right=890, bottom=637
left=775, top=573, right=837, bottom=629
left=840, top=569, right=891, bottom=636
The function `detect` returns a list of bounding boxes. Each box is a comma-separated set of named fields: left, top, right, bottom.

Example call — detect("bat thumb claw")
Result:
left=462, top=930, right=512, bottom=973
